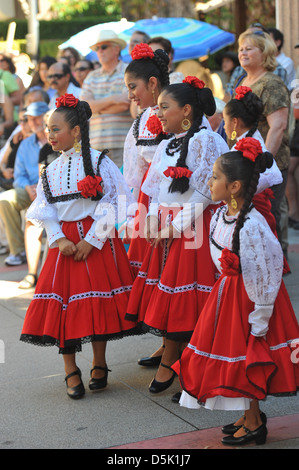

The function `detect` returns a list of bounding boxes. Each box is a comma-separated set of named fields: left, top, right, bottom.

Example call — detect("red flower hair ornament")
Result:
left=77, top=175, right=103, bottom=198
left=131, top=43, right=154, bottom=60
left=163, top=167, right=193, bottom=179
left=56, top=93, right=79, bottom=109
left=146, top=115, right=166, bottom=136
left=234, top=137, right=263, bottom=162
left=183, top=76, right=205, bottom=89
left=235, top=86, right=252, bottom=100
left=219, top=248, right=240, bottom=276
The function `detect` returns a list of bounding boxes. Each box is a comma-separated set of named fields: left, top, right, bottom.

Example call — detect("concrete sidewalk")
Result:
left=0, top=228, right=298, bottom=450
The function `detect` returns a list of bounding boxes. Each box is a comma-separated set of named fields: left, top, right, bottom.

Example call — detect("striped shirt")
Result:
left=80, top=61, right=133, bottom=150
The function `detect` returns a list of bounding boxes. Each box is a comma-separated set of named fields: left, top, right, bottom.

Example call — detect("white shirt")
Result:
left=49, top=82, right=82, bottom=109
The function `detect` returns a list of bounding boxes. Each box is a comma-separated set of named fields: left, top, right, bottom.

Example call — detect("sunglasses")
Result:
left=48, top=73, right=66, bottom=80
left=75, top=66, right=90, bottom=72
left=19, top=118, right=28, bottom=123
left=95, top=44, right=113, bottom=51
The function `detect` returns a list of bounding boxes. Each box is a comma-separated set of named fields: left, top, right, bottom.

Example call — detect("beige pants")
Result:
left=0, top=187, right=31, bottom=255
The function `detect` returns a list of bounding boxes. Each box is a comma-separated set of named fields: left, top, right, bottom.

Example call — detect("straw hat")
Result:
left=90, top=30, right=127, bottom=51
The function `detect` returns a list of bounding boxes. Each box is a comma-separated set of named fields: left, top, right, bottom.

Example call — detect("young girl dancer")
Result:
left=173, top=137, right=299, bottom=446
left=223, top=85, right=290, bottom=274
left=20, top=94, right=137, bottom=399
left=126, top=77, right=229, bottom=393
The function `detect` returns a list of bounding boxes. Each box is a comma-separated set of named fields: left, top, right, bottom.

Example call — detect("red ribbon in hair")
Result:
left=235, top=137, right=263, bottom=162
left=235, top=86, right=252, bottom=100
left=183, top=76, right=205, bottom=89
left=163, top=167, right=193, bottom=179
left=56, top=93, right=79, bottom=109
left=77, top=175, right=103, bottom=198
left=131, top=43, right=154, bottom=60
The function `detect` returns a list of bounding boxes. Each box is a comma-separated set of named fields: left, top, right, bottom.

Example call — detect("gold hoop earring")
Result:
left=74, top=137, right=81, bottom=153
left=182, top=118, right=191, bottom=131
left=231, top=128, right=237, bottom=141
left=231, top=194, right=238, bottom=210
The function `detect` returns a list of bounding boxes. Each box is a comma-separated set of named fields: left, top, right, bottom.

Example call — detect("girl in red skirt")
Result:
left=125, top=77, right=229, bottom=393
left=223, top=85, right=290, bottom=273
left=20, top=94, right=137, bottom=399
left=173, top=137, right=299, bottom=446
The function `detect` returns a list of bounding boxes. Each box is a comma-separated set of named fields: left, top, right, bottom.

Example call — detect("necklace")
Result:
left=165, top=136, right=185, bottom=156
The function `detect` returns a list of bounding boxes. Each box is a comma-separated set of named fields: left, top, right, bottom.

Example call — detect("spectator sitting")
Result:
left=0, top=53, right=22, bottom=111
left=0, top=101, right=48, bottom=266
left=57, top=46, right=81, bottom=74
left=73, top=59, right=94, bottom=87
left=48, top=62, right=81, bottom=109
left=128, top=30, right=150, bottom=55
left=268, top=27, right=296, bottom=90
left=30, top=56, right=57, bottom=100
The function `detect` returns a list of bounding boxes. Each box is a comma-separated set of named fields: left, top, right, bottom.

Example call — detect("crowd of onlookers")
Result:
left=0, top=23, right=298, bottom=290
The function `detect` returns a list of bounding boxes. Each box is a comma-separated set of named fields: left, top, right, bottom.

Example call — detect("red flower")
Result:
left=77, top=175, right=103, bottom=198
left=183, top=76, right=205, bottom=89
left=235, top=86, right=252, bottom=100
left=235, top=137, right=263, bottom=162
left=219, top=248, right=240, bottom=276
left=163, top=167, right=193, bottom=179
left=146, top=115, right=165, bottom=135
left=56, top=93, right=79, bottom=109
left=131, top=43, right=154, bottom=60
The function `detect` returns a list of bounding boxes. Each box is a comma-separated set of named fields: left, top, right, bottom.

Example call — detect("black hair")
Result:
left=218, top=149, right=273, bottom=255
left=225, top=90, right=264, bottom=137
left=163, top=82, right=216, bottom=194
left=54, top=99, right=103, bottom=200
left=148, top=37, right=174, bottom=56
left=125, top=48, right=170, bottom=89
left=268, top=27, right=284, bottom=51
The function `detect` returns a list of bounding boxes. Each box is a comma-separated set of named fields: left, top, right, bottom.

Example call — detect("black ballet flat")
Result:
left=65, top=368, right=85, bottom=400
left=89, top=365, right=111, bottom=391
left=222, top=412, right=267, bottom=435
left=149, top=363, right=176, bottom=394
left=222, top=424, right=267, bottom=446
left=138, top=355, right=162, bottom=367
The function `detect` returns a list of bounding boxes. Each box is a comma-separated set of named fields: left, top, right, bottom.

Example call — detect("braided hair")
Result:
left=125, top=48, right=170, bottom=89
left=54, top=98, right=104, bottom=200
left=225, top=90, right=264, bottom=138
left=218, top=149, right=273, bottom=255
left=165, top=82, right=216, bottom=194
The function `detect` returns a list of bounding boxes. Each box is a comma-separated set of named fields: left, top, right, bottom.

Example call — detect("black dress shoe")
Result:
left=222, top=424, right=267, bottom=446
left=65, top=368, right=85, bottom=399
left=149, top=363, right=176, bottom=393
left=171, top=391, right=182, bottom=403
left=89, top=365, right=111, bottom=391
left=221, top=412, right=267, bottom=435
left=138, top=355, right=162, bottom=367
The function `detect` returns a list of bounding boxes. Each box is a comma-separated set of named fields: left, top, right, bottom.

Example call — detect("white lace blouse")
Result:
left=26, top=147, right=135, bottom=250
left=232, top=130, right=283, bottom=193
left=210, top=205, right=283, bottom=337
left=142, top=128, right=229, bottom=232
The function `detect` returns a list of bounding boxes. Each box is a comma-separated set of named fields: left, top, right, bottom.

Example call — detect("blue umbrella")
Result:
left=121, top=17, right=235, bottom=63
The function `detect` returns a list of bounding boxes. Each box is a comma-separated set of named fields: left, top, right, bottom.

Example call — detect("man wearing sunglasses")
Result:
left=48, top=62, right=81, bottom=109
left=80, top=30, right=133, bottom=168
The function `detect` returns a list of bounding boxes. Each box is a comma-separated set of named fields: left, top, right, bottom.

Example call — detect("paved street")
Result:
left=0, top=228, right=298, bottom=451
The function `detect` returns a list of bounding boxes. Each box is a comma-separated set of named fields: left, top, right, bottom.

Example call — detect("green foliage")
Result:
left=49, top=0, right=121, bottom=20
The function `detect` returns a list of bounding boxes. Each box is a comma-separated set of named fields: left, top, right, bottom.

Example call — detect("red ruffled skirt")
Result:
left=126, top=204, right=220, bottom=342
left=20, top=217, right=138, bottom=354
left=127, top=168, right=150, bottom=278
left=173, top=273, right=299, bottom=404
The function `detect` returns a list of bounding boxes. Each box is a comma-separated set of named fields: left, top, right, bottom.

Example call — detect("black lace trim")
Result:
left=133, top=111, right=172, bottom=147
left=41, top=150, right=108, bottom=204
left=140, top=321, right=193, bottom=342
left=20, top=327, right=144, bottom=354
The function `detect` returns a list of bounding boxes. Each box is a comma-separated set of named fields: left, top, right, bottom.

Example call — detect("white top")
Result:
left=210, top=205, right=283, bottom=337
left=49, top=82, right=82, bottom=109
left=26, top=147, right=134, bottom=250
left=232, top=130, right=282, bottom=193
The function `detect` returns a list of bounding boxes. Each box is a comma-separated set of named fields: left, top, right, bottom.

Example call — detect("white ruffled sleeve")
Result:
left=123, top=122, right=149, bottom=191
left=26, top=178, right=65, bottom=247
left=94, top=156, right=136, bottom=239
left=239, top=212, right=283, bottom=337
left=140, top=140, right=167, bottom=199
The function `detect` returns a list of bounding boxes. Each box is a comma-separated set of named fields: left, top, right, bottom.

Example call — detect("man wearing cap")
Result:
left=0, top=101, right=48, bottom=266
left=80, top=30, right=133, bottom=168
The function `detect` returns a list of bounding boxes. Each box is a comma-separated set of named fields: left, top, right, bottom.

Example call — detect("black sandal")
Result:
left=18, top=273, right=37, bottom=289
left=65, top=368, right=85, bottom=399
left=89, top=365, right=111, bottom=391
